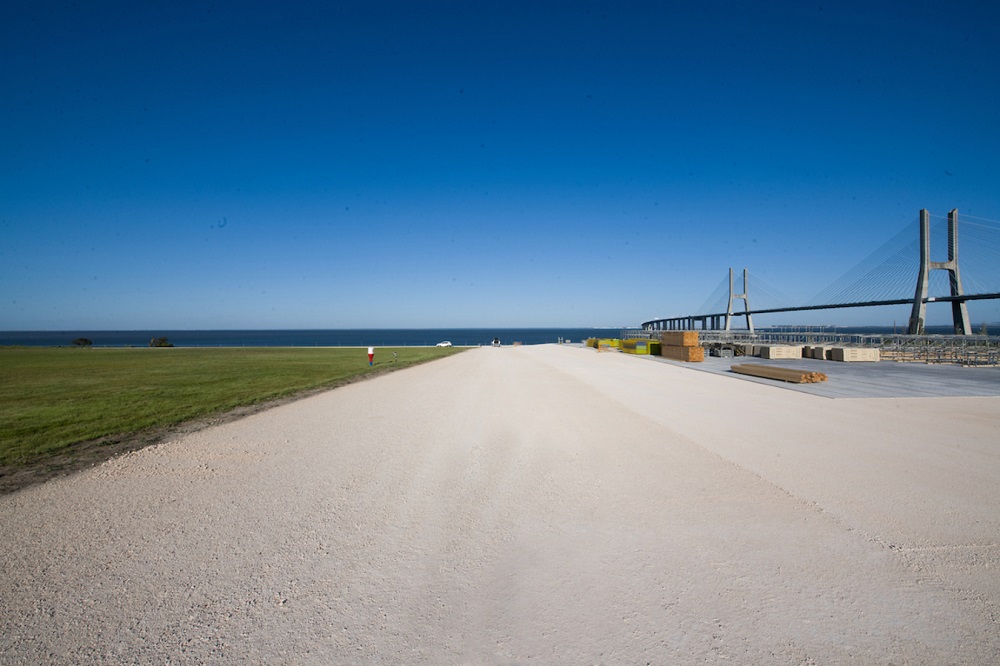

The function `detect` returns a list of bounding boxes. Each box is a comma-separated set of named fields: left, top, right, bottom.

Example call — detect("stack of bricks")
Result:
left=658, top=331, right=704, bottom=362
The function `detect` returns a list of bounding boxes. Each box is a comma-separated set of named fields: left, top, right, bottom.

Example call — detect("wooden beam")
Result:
left=731, top=364, right=828, bottom=384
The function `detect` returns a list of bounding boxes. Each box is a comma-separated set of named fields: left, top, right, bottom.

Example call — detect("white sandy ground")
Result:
left=1, top=345, right=999, bottom=664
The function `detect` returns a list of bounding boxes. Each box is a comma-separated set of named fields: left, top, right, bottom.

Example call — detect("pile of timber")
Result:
left=731, top=363, right=828, bottom=384
left=659, top=331, right=704, bottom=362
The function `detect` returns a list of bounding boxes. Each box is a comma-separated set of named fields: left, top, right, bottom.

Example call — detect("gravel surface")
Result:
left=2, top=344, right=999, bottom=664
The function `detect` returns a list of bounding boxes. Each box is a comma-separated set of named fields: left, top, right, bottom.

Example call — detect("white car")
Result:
left=436, top=341, right=452, bottom=347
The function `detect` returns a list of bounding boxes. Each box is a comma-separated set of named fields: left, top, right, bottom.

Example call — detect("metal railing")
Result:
left=620, top=328, right=1000, bottom=366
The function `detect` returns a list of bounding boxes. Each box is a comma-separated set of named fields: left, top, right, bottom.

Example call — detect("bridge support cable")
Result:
left=725, top=267, right=754, bottom=332
left=908, top=209, right=972, bottom=335
left=696, top=273, right=733, bottom=319
left=807, top=218, right=918, bottom=307
left=956, top=217, right=1000, bottom=295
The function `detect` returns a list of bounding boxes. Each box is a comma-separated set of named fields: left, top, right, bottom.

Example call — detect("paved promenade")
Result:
left=2, top=345, right=999, bottom=664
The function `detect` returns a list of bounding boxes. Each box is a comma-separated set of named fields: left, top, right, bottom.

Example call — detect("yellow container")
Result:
left=621, top=339, right=661, bottom=355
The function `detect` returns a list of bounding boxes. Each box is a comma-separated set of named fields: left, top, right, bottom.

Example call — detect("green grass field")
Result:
left=0, top=346, right=463, bottom=466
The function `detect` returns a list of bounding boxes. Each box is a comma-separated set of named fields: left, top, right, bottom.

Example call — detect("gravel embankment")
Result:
left=2, top=344, right=999, bottom=663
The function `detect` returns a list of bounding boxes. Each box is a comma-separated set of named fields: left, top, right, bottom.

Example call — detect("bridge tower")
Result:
left=907, top=209, right=972, bottom=335
left=725, top=267, right=754, bottom=333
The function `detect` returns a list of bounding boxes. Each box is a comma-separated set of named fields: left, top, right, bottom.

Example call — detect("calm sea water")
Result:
left=0, top=325, right=974, bottom=348
left=0, top=328, right=625, bottom=348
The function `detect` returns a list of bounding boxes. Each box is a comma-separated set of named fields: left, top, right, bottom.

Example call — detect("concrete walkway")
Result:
left=2, top=344, right=998, bottom=664
left=652, top=352, right=1000, bottom=398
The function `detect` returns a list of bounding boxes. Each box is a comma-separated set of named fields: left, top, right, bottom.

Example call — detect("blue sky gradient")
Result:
left=3, top=1, right=999, bottom=329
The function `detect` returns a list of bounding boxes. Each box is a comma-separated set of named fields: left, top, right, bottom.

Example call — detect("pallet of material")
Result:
left=660, top=331, right=699, bottom=347
left=659, top=345, right=704, bottom=362
left=621, top=339, right=661, bottom=355
left=830, top=347, right=880, bottom=362
left=758, top=345, right=803, bottom=359
left=595, top=338, right=622, bottom=352
left=731, top=364, right=828, bottom=383
left=809, top=346, right=830, bottom=360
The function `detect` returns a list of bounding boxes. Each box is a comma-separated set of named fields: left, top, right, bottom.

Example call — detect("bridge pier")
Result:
left=725, top=268, right=755, bottom=333
left=908, top=209, right=972, bottom=335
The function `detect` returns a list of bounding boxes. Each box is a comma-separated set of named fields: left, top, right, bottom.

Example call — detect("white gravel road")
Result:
left=2, top=344, right=999, bottom=664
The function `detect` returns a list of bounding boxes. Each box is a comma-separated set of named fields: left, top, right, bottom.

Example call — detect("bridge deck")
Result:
left=640, top=354, right=1000, bottom=399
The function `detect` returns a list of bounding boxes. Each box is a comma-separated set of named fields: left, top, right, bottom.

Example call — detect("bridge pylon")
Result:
left=725, top=267, right=754, bottom=333
left=907, top=209, right=972, bottom=335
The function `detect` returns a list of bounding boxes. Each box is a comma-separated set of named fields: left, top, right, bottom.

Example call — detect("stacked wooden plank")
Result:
left=660, top=345, right=705, bottom=362
left=660, top=331, right=699, bottom=347
left=659, top=331, right=704, bottom=362
left=731, top=364, right=828, bottom=383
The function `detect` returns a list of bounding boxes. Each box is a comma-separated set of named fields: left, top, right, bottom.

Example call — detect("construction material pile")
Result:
left=758, top=345, right=802, bottom=359
left=831, top=347, right=880, bottom=362
left=585, top=338, right=621, bottom=350
left=621, top=339, right=661, bottom=355
left=731, top=364, right=828, bottom=384
left=659, top=332, right=704, bottom=362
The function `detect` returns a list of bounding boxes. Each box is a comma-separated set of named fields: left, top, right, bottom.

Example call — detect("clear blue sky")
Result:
left=3, top=1, right=999, bottom=330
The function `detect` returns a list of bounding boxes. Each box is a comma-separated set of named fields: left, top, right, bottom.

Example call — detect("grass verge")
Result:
left=0, top=346, right=464, bottom=493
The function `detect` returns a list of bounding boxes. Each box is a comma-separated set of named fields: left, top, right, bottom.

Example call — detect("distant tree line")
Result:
left=149, top=337, right=174, bottom=347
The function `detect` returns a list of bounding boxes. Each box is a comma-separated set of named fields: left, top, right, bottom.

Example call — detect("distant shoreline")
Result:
left=0, top=325, right=986, bottom=348
left=0, top=328, right=624, bottom=348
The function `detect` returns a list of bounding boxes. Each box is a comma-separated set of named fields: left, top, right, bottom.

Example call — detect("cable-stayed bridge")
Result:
left=642, top=209, right=1000, bottom=335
